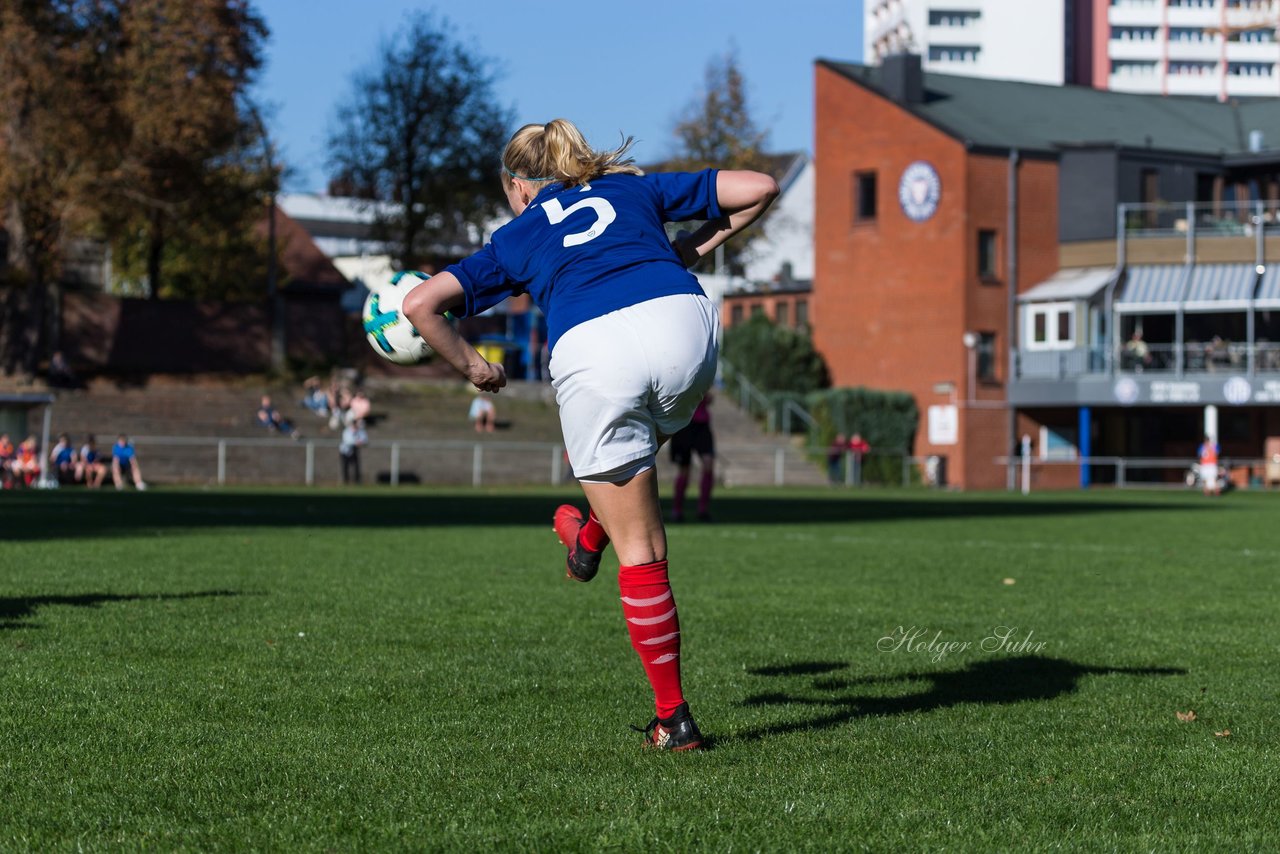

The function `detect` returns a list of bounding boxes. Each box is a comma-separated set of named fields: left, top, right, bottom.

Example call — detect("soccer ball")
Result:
left=363, top=270, right=433, bottom=365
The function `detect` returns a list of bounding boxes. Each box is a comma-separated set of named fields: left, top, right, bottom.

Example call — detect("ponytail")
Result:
left=501, top=118, right=643, bottom=188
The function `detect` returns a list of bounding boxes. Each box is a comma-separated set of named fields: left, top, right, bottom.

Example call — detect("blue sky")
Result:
left=254, top=1, right=864, bottom=192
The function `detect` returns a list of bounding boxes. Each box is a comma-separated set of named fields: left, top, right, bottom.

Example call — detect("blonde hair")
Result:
left=501, top=119, right=643, bottom=188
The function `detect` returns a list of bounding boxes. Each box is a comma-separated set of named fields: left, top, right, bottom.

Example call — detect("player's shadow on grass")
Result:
left=0, top=490, right=1211, bottom=541
left=0, top=590, right=244, bottom=631
left=730, top=656, right=1185, bottom=743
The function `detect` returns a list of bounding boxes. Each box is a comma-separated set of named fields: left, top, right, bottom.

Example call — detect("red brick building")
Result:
left=814, top=55, right=1280, bottom=489
left=722, top=283, right=811, bottom=330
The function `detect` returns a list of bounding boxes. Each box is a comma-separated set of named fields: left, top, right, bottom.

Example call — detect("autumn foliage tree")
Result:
left=669, top=50, right=774, bottom=275
left=326, top=12, right=512, bottom=271
left=99, top=0, right=272, bottom=299
left=0, top=0, right=273, bottom=377
left=0, top=1, right=115, bottom=375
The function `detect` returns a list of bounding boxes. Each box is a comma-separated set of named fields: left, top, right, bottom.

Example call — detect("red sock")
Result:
left=698, top=468, right=713, bottom=515
left=619, top=560, right=684, bottom=719
left=673, top=471, right=689, bottom=516
left=580, top=510, right=609, bottom=552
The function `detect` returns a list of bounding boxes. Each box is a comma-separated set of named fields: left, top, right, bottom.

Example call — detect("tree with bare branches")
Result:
left=326, top=11, right=512, bottom=271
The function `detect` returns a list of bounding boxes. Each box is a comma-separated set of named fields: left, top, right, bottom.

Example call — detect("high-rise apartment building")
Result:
left=1076, top=0, right=1279, bottom=99
left=864, top=0, right=1067, bottom=85
left=866, top=0, right=1280, bottom=100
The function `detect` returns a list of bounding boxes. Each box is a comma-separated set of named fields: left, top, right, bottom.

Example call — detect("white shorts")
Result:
left=550, top=294, right=719, bottom=482
left=1200, top=463, right=1218, bottom=485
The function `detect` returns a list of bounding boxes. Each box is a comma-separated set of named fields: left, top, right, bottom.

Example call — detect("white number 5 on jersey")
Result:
left=541, top=184, right=616, bottom=247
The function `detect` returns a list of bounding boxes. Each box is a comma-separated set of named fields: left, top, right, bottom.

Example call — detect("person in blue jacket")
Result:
left=403, top=118, right=777, bottom=751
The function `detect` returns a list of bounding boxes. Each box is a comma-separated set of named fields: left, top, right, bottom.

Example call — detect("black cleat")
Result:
left=633, top=702, right=704, bottom=751
left=553, top=504, right=603, bottom=582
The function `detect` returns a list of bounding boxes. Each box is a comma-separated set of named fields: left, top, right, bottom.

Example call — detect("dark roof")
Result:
left=820, top=59, right=1280, bottom=158
left=254, top=210, right=350, bottom=292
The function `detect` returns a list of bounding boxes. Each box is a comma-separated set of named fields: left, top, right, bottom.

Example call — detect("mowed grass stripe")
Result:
left=1, top=487, right=1277, bottom=850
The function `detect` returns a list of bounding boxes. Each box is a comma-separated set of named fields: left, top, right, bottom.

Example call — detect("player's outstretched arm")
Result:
left=401, top=273, right=507, bottom=393
left=674, top=170, right=780, bottom=268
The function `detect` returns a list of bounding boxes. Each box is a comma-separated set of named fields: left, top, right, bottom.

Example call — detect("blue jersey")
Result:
left=445, top=170, right=721, bottom=351
left=113, top=443, right=135, bottom=463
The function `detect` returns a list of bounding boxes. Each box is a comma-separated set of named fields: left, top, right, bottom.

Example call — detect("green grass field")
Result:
left=2, top=486, right=1277, bottom=851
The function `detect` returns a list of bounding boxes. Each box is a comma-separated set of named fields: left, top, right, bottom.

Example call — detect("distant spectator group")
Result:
left=827, top=432, right=872, bottom=485
left=0, top=431, right=143, bottom=490
left=297, top=374, right=372, bottom=433
left=295, top=374, right=376, bottom=486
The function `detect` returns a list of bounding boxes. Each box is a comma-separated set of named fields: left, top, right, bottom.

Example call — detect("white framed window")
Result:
left=1039, top=425, right=1078, bottom=461
left=1025, top=301, right=1076, bottom=351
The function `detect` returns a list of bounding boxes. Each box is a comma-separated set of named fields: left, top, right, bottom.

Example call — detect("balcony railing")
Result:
left=1015, top=343, right=1280, bottom=379
left=1121, top=200, right=1280, bottom=240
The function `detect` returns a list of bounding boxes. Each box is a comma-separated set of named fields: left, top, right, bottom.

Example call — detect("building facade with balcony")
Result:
left=866, top=1, right=1280, bottom=100
left=814, top=54, right=1280, bottom=489
left=1077, top=0, right=1280, bottom=99
left=864, top=0, right=1068, bottom=84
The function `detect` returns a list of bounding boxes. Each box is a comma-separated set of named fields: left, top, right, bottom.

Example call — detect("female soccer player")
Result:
left=403, top=119, right=778, bottom=751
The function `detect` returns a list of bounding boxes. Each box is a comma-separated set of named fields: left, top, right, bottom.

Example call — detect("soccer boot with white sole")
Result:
left=633, top=702, right=704, bottom=751
left=553, top=504, right=603, bottom=583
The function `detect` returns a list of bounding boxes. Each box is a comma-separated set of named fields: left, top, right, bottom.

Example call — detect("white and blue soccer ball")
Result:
left=362, top=270, right=433, bottom=365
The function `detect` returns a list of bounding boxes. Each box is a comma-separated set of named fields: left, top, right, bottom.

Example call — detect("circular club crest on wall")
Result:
left=898, top=161, right=941, bottom=222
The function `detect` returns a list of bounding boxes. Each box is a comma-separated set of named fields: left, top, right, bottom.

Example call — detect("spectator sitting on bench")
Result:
left=111, top=434, right=146, bottom=491
left=301, top=377, right=330, bottom=417
left=48, top=433, right=77, bottom=484
left=77, top=434, right=108, bottom=488
left=0, top=433, right=14, bottom=489
left=12, top=436, right=41, bottom=487
left=257, top=395, right=300, bottom=439
left=345, top=388, right=372, bottom=427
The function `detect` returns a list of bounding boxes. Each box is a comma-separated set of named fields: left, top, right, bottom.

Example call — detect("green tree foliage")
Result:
left=804, top=387, right=921, bottom=485
left=722, top=314, right=828, bottom=395
left=805, top=387, right=920, bottom=454
left=326, top=12, right=513, bottom=271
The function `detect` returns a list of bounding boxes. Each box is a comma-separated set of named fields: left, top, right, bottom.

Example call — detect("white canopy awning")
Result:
left=1018, top=267, right=1117, bottom=303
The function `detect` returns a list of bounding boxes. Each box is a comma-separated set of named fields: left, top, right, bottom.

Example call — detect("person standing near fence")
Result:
left=401, top=118, right=778, bottom=751
left=669, top=392, right=715, bottom=522
left=1197, top=434, right=1221, bottom=497
left=848, top=432, right=871, bottom=484
left=339, top=418, right=368, bottom=485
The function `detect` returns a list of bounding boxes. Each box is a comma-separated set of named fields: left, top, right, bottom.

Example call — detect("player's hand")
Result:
left=468, top=360, right=506, bottom=393
left=671, top=229, right=697, bottom=268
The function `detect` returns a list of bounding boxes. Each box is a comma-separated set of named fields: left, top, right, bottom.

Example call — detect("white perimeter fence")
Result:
left=98, top=437, right=935, bottom=488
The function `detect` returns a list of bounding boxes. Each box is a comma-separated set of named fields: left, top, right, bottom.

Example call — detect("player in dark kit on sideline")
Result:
left=403, top=119, right=778, bottom=751
left=669, top=393, right=715, bottom=522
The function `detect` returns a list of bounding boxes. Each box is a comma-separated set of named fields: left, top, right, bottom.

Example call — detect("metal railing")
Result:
left=37, top=436, right=939, bottom=490
left=1015, top=343, right=1280, bottom=378
left=994, top=454, right=1274, bottom=490
left=1121, top=199, right=1280, bottom=240
left=718, top=359, right=821, bottom=438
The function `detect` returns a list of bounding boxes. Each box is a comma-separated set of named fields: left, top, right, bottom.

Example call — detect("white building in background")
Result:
left=864, top=0, right=1067, bottom=85
left=865, top=0, right=1280, bottom=100
left=1098, top=0, right=1280, bottom=100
